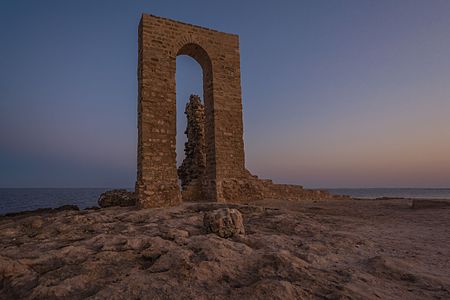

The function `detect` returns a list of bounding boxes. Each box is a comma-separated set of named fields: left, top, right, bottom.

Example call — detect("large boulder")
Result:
left=98, top=189, right=136, bottom=208
left=203, top=208, right=245, bottom=238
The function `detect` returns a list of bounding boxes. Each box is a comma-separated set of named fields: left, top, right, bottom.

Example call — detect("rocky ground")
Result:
left=0, top=198, right=449, bottom=299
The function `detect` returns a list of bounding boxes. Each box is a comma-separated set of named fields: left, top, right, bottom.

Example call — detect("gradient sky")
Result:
left=1, top=0, right=449, bottom=188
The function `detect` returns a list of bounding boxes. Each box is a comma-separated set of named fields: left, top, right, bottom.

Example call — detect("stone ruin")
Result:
left=177, top=95, right=207, bottom=201
left=136, top=14, right=335, bottom=208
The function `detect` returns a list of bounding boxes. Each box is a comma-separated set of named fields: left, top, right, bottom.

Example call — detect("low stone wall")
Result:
left=219, top=171, right=342, bottom=203
left=176, top=95, right=344, bottom=204
left=263, top=182, right=334, bottom=201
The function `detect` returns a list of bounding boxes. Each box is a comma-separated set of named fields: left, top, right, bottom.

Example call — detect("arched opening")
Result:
left=175, top=56, right=203, bottom=167
left=175, top=43, right=213, bottom=202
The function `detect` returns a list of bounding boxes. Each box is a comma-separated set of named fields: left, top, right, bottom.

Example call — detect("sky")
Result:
left=1, top=0, right=449, bottom=188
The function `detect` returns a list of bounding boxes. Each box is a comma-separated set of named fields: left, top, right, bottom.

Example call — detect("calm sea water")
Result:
left=0, top=188, right=449, bottom=215
left=0, top=188, right=130, bottom=215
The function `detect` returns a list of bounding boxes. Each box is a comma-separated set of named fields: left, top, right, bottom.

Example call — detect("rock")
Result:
left=54, top=205, right=79, bottom=212
left=141, top=248, right=163, bottom=261
left=411, top=199, right=450, bottom=209
left=0, top=200, right=449, bottom=299
left=98, top=189, right=136, bottom=208
left=0, top=256, right=38, bottom=298
left=30, top=217, right=44, bottom=229
left=203, top=208, right=245, bottom=238
left=177, top=95, right=207, bottom=202
left=2, top=205, right=79, bottom=218
left=84, top=206, right=100, bottom=211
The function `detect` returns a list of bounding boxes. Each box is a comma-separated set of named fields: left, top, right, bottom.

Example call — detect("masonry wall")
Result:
left=136, top=14, right=247, bottom=207
left=136, top=14, right=341, bottom=207
left=177, top=95, right=206, bottom=202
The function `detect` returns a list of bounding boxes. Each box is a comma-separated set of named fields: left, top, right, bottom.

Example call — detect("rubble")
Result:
left=203, top=208, right=245, bottom=238
left=98, top=189, right=136, bottom=208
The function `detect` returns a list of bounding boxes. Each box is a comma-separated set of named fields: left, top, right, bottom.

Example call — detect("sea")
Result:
left=0, top=188, right=449, bottom=215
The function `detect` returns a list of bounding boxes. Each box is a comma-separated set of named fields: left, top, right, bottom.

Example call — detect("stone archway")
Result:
left=136, top=14, right=246, bottom=207
left=136, top=14, right=336, bottom=208
left=176, top=44, right=213, bottom=203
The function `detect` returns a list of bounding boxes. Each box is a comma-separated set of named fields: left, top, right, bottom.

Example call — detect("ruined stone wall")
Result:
left=220, top=173, right=338, bottom=203
left=136, top=14, right=246, bottom=207
left=178, top=95, right=206, bottom=201
left=136, top=14, right=340, bottom=207
left=176, top=96, right=339, bottom=203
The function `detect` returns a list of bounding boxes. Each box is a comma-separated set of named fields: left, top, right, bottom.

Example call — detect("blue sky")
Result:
left=1, top=0, right=449, bottom=188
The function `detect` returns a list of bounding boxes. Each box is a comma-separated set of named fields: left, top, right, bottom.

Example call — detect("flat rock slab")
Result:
left=0, top=199, right=449, bottom=299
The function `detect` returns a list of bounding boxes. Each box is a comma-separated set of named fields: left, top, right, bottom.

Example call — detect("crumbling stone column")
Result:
left=178, top=95, right=206, bottom=201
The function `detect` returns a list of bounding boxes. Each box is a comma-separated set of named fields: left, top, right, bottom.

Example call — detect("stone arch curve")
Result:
left=175, top=42, right=214, bottom=108
left=176, top=41, right=212, bottom=75
left=136, top=14, right=247, bottom=207
left=175, top=43, right=214, bottom=202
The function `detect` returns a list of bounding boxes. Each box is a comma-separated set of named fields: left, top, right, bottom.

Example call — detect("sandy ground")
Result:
left=0, top=198, right=449, bottom=299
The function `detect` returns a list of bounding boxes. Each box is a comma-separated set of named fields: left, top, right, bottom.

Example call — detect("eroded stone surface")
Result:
left=1, top=199, right=449, bottom=299
left=203, top=208, right=245, bottom=238
left=98, top=189, right=136, bottom=208
left=411, top=199, right=450, bottom=209
left=178, top=95, right=206, bottom=202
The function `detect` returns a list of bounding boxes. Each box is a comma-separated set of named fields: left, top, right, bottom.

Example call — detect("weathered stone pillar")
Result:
left=178, top=95, right=206, bottom=201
